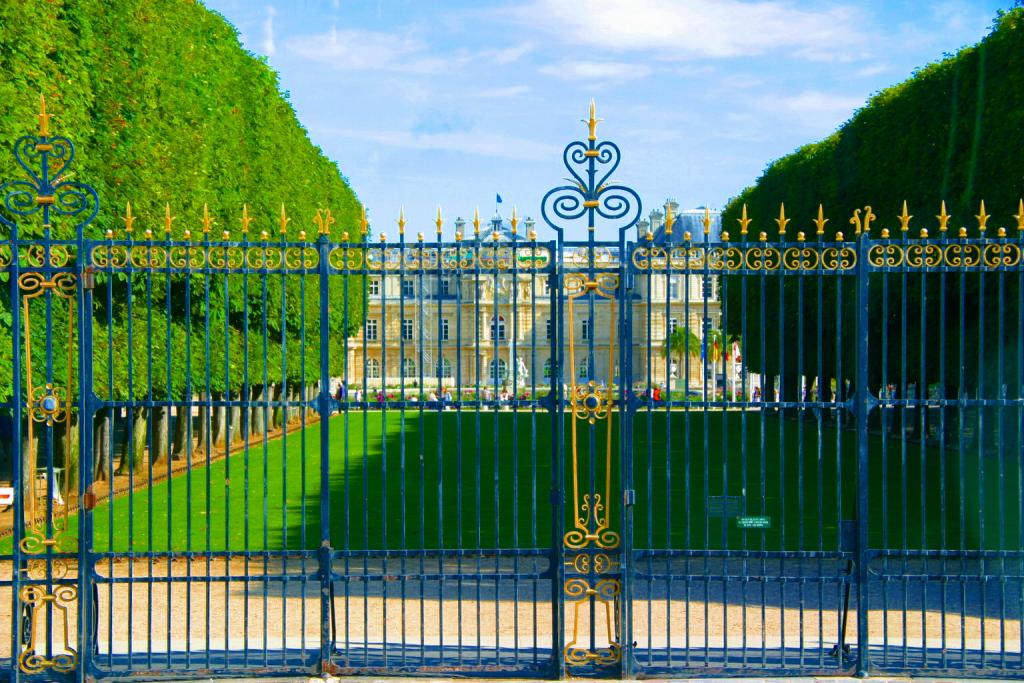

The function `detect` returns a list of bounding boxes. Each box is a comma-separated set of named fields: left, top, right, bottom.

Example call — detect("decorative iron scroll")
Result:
left=18, top=585, right=78, bottom=674
left=631, top=243, right=858, bottom=272
left=564, top=578, right=621, bottom=665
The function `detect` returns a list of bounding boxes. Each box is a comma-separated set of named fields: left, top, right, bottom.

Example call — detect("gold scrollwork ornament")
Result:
left=18, top=584, right=78, bottom=674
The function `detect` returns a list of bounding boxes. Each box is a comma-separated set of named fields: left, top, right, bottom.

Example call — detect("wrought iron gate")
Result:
left=2, top=101, right=1024, bottom=681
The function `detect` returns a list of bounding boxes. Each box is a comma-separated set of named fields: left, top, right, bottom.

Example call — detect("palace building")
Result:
left=346, top=204, right=731, bottom=395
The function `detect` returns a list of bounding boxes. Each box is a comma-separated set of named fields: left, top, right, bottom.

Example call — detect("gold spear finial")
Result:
left=38, top=94, right=51, bottom=138
left=122, top=202, right=135, bottom=234
left=937, top=201, right=950, bottom=233
left=397, top=207, right=406, bottom=234
left=738, top=203, right=751, bottom=236
left=975, top=199, right=990, bottom=233
left=775, top=203, right=790, bottom=237
left=584, top=99, right=602, bottom=141
left=664, top=202, right=674, bottom=236
left=510, top=205, right=519, bottom=234
left=202, top=203, right=214, bottom=234
left=435, top=206, right=443, bottom=234
left=473, top=207, right=481, bottom=236
left=898, top=200, right=912, bottom=232
left=1015, top=199, right=1024, bottom=233
left=240, top=204, right=253, bottom=234
left=279, top=204, right=290, bottom=235
left=813, top=204, right=828, bottom=235
left=359, top=205, right=368, bottom=236
left=702, top=206, right=712, bottom=235
left=164, top=204, right=175, bottom=234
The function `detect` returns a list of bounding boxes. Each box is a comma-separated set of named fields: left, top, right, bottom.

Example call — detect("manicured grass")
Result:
left=4, top=407, right=1019, bottom=553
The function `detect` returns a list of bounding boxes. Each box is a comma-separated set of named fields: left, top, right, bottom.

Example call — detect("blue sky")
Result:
left=204, top=0, right=1009, bottom=239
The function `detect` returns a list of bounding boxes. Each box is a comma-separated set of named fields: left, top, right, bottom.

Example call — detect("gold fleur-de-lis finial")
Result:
left=510, top=205, right=519, bottom=234
left=937, top=201, right=950, bottom=232
left=240, top=204, right=253, bottom=234
left=813, top=204, right=828, bottom=235
left=359, top=205, right=368, bottom=236
left=862, top=206, right=875, bottom=234
left=38, top=94, right=51, bottom=138
left=202, top=203, right=214, bottom=234
left=975, top=199, right=990, bottom=233
left=164, top=204, right=175, bottom=233
left=702, top=206, right=712, bottom=235
left=850, top=208, right=862, bottom=235
left=435, top=206, right=443, bottom=234
left=279, top=204, right=290, bottom=235
left=898, top=200, right=912, bottom=232
left=473, top=207, right=481, bottom=236
left=664, top=202, right=674, bottom=235
left=122, top=202, right=135, bottom=234
left=397, top=207, right=406, bottom=234
left=1015, top=199, right=1024, bottom=233
left=737, top=203, right=751, bottom=236
left=775, top=203, right=790, bottom=237
left=584, top=99, right=602, bottom=141
left=314, top=208, right=334, bottom=236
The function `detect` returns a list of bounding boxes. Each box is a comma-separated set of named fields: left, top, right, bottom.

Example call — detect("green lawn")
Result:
left=4, top=408, right=1020, bottom=553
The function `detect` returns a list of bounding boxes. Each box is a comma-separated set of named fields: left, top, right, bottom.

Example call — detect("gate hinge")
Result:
left=623, top=489, right=636, bottom=506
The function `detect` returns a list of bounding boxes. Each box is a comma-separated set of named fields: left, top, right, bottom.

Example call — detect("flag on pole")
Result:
left=496, top=194, right=503, bottom=204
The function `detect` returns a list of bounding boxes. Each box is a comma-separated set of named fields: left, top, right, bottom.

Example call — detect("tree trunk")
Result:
left=229, top=403, right=242, bottom=444
left=252, top=385, right=266, bottom=436
left=93, top=408, right=110, bottom=482
left=271, top=383, right=284, bottom=429
left=196, top=391, right=209, bottom=453
left=171, top=404, right=190, bottom=460
left=152, top=406, right=170, bottom=464
left=211, top=392, right=226, bottom=446
left=118, top=406, right=147, bottom=475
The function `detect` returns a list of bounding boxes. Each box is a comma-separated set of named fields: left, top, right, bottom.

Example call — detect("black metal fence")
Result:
left=1, top=104, right=1023, bottom=681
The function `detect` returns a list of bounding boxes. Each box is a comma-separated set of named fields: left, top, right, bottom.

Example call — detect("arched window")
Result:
left=437, top=357, right=453, bottom=378
left=489, top=358, right=508, bottom=382
left=490, top=315, right=506, bottom=341
left=402, top=358, right=416, bottom=377
left=366, top=358, right=380, bottom=379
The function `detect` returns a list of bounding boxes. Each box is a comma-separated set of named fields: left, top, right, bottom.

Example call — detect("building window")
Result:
left=543, top=358, right=553, bottom=378
left=669, top=318, right=679, bottom=335
left=545, top=318, right=552, bottom=340
left=577, top=357, right=588, bottom=379
left=440, top=278, right=452, bottom=296
left=491, top=315, right=506, bottom=341
left=402, top=319, right=414, bottom=341
left=437, top=357, right=453, bottom=378
left=368, top=279, right=380, bottom=296
left=670, top=277, right=680, bottom=299
left=402, top=278, right=415, bottom=297
left=581, top=318, right=591, bottom=340
left=441, top=318, right=450, bottom=341
left=489, top=358, right=508, bottom=382
left=366, top=358, right=380, bottom=379
left=366, top=319, right=378, bottom=340
left=402, top=358, right=416, bottom=377
left=543, top=279, right=552, bottom=296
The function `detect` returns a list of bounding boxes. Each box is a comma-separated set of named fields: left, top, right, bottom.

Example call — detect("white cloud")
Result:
left=510, top=0, right=870, bottom=63
left=316, top=126, right=559, bottom=162
left=261, top=5, right=277, bottom=57
left=539, top=60, right=651, bottom=81
left=776, top=89, right=866, bottom=128
left=286, top=27, right=440, bottom=72
left=477, top=85, right=532, bottom=98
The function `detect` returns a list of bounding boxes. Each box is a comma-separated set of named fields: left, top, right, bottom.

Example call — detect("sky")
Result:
left=203, top=0, right=1010, bottom=240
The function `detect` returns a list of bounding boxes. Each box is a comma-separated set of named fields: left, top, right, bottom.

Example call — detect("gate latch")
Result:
left=623, top=489, right=635, bottom=507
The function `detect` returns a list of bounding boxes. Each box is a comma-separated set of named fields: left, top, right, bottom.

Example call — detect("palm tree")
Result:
left=663, top=327, right=702, bottom=392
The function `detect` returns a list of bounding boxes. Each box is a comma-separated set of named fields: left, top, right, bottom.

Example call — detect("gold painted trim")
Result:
left=18, top=585, right=78, bottom=674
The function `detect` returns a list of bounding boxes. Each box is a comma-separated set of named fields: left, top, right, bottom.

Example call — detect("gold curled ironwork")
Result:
left=868, top=243, right=904, bottom=268
left=0, top=243, right=12, bottom=269
left=129, top=244, right=167, bottom=268
left=18, top=584, right=78, bottom=674
left=564, top=577, right=621, bottom=666
left=328, top=245, right=362, bottom=270
left=19, top=517, right=73, bottom=555
left=631, top=243, right=857, bottom=272
left=25, top=557, right=73, bottom=580
left=24, top=244, right=71, bottom=268
left=563, top=273, right=620, bottom=551
left=566, top=552, right=618, bottom=574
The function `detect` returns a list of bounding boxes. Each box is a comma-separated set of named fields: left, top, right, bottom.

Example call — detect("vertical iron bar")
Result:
left=317, top=232, right=333, bottom=672
left=855, top=231, right=872, bottom=676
